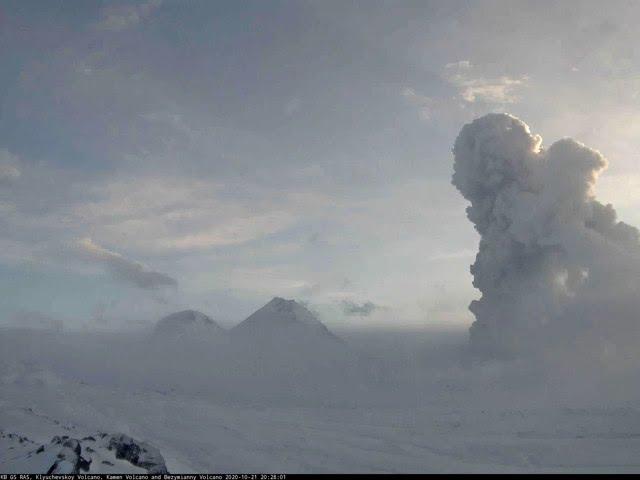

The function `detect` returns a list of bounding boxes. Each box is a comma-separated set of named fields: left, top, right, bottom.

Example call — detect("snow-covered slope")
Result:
left=223, top=298, right=371, bottom=399
left=4, top=328, right=640, bottom=473
left=5, top=367, right=640, bottom=473
left=154, top=310, right=224, bottom=338
left=231, top=297, right=339, bottom=342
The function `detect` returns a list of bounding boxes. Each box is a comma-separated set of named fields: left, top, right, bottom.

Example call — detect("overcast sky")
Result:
left=2, top=0, right=640, bottom=330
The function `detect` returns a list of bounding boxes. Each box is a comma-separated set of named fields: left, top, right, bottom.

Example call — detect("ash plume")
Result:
left=452, top=114, right=640, bottom=358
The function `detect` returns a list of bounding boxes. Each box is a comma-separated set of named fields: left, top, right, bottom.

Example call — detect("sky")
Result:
left=2, top=0, right=640, bottom=331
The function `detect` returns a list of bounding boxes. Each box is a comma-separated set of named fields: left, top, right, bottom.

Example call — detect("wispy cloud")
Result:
left=158, top=211, right=294, bottom=250
left=0, top=149, right=20, bottom=185
left=427, top=249, right=476, bottom=262
left=77, top=237, right=177, bottom=290
left=72, top=176, right=296, bottom=253
left=403, top=61, right=528, bottom=121
left=341, top=299, right=380, bottom=317
left=401, top=87, right=434, bottom=120
left=7, top=310, right=64, bottom=331
left=94, top=0, right=162, bottom=32
left=444, top=60, right=528, bottom=104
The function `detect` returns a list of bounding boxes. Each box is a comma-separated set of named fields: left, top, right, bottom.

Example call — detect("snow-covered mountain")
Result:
left=153, top=310, right=224, bottom=338
left=231, top=297, right=339, bottom=342
left=223, top=298, right=366, bottom=398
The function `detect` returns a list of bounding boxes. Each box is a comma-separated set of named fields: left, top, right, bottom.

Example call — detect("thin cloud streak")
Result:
left=77, top=237, right=178, bottom=290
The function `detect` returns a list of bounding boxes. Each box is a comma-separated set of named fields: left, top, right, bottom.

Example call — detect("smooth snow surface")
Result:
left=3, top=300, right=640, bottom=473
left=3, top=355, right=640, bottom=473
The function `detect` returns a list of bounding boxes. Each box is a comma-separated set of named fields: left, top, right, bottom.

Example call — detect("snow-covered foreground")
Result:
left=2, top=327, right=640, bottom=473
left=4, top=376, right=640, bottom=473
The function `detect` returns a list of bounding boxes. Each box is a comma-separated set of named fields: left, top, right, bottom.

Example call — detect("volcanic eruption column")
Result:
left=452, top=114, right=640, bottom=357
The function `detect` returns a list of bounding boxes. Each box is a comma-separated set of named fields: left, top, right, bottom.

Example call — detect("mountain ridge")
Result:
left=153, top=309, right=224, bottom=337
left=231, top=297, right=339, bottom=341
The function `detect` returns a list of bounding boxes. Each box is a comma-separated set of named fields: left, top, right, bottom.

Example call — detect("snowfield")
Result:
left=2, top=301, right=640, bottom=473
left=3, top=369, right=640, bottom=474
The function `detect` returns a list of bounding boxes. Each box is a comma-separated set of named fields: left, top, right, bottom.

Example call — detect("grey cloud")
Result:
left=0, top=149, right=21, bottom=185
left=77, top=238, right=177, bottom=290
left=7, top=310, right=64, bottom=331
left=342, top=300, right=379, bottom=317
left=452, top=113, right=640, bottom=358
left=95, top=0, right=162, bottom=31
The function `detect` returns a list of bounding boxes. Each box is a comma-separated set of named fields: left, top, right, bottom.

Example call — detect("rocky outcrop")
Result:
left=45, top=436, right=91, bottom=474
left=106, top=433, right=168, bottom=474
left=0, top=430, right=168, bottom=474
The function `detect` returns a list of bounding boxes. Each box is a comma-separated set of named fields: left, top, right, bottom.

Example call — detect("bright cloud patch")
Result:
left=445, top=61, right=527, bottom=104
left=77, top=237, right=177, bottom=290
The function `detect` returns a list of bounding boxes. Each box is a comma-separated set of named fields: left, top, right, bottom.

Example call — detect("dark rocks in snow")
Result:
left=78, top=455, right=92, bottom=472
left=2, top=431, right=33, bottom=445
left=1, top=430, right=169, bottom=474
left=62, top=438, right=81, bottom=455
left=45, top=436, right=88, bottom=474
left=107, top=433, right=168, bottom=474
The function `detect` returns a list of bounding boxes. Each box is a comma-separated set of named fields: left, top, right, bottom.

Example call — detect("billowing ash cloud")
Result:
left=342, top=300, right=379, bottom=317
left=452, top=113, right=640, bottom=358
left=78, top=238, right=177, bottom=290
